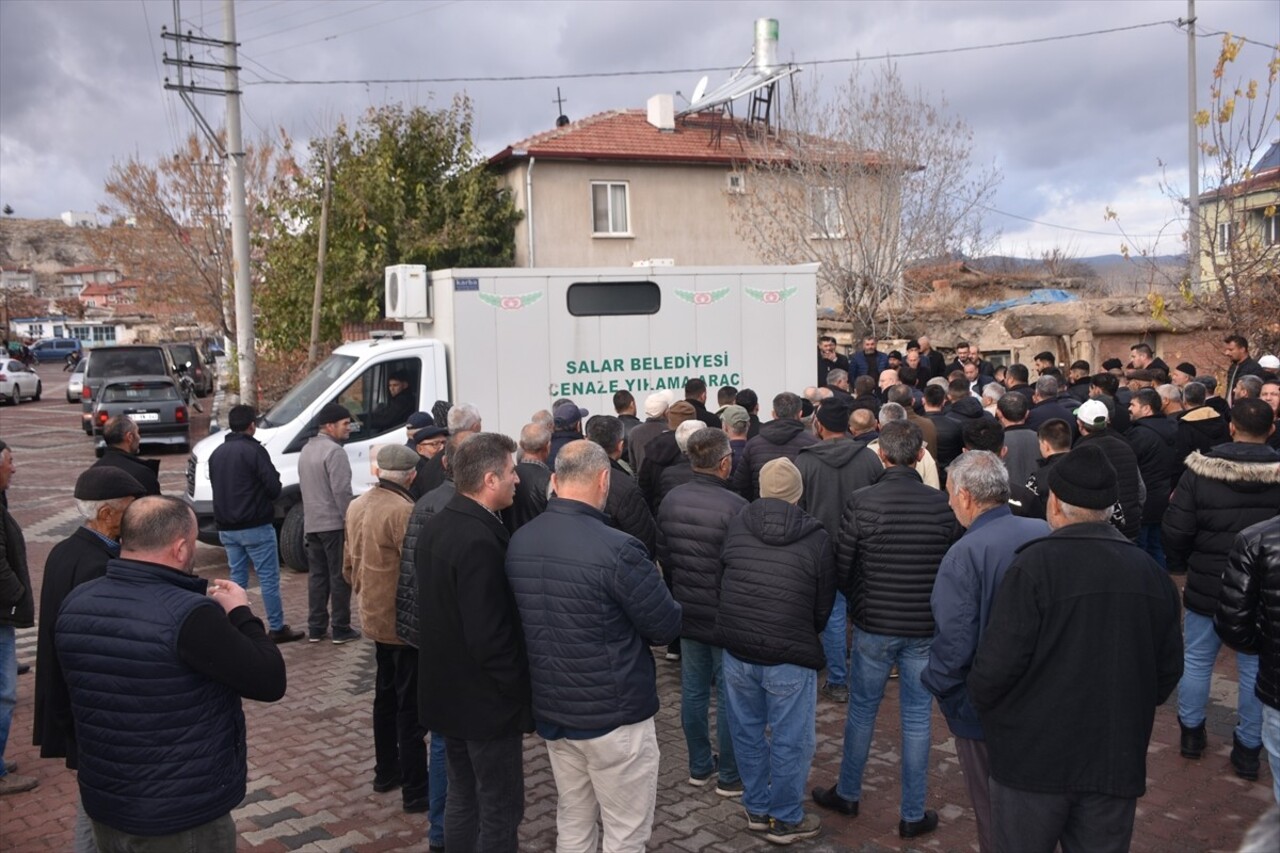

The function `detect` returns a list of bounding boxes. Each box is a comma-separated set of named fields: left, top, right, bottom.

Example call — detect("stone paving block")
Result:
left=673, top=828, right=728, bottom=851
left=253, top=806, right=304, bottom=829
left=274, top=826, right=332, bottom=849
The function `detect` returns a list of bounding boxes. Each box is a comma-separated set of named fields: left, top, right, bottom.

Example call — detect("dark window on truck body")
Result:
left=566, top=281, right=661, bottom=316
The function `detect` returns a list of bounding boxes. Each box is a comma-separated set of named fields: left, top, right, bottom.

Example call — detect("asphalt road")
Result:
left=0, top=363, right=1274, bottom=851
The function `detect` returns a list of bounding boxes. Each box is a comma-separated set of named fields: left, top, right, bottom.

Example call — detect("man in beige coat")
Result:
left=344, top=444, right=427, bottom=813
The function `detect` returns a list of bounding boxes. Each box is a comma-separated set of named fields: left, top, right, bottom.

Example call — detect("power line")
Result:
left=978, top=201, right=1169, bottom=240
left=248, top=0, right=457, bottom=58
left=140, top=0, right=181, bottom=153
left=246, top=0, right=385, bottom=43
left=245, top=19, right=1175, bottom=86
left=236, top=0, right=287, bottom=21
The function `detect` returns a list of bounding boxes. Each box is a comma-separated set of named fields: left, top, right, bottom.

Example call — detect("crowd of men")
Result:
left=1, top=329, right=1279, bottom=852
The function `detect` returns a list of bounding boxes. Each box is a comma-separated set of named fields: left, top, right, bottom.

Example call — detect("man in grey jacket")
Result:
left=299, top=403, right=358, bottom=643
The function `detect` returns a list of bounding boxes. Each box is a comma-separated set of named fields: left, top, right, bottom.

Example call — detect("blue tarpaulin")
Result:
left=965, top=289, right=1077, bottom=316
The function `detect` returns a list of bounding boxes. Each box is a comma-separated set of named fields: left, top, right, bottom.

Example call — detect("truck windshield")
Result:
left=260, top=354, right=357, bottom=428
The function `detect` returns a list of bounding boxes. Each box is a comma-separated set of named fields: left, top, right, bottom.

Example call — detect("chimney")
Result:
left=647, top=94, right=675, bottom=132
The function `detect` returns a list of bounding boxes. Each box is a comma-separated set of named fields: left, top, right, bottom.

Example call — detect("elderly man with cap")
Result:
left=1172, top=362, right=1198, bottom=387
left=968, top=443, right=1182, bottom=853
left=718, top=458, right=836, bottom=844
left=638, top=400, right=698, bottom=512
left=628, top=392, right=670, bottom=472
left=720, top=404, right=751, bottom=473
left=31, top=466, right=147, bottom=830
left=404, top=412, right=435, bottom=448
left=548, top=401, right=589, bottom=469
left=344, top=444, right=428, bottom=812
left=210, top=405, right=303, bottom=644
left=299, top=402, right=359, bottom=644
left=410, top=426, right=450, bottom=500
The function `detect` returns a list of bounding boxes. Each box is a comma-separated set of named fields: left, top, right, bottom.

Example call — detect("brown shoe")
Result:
left=270, top=626, right=305, bottom=644
left=0, top=773, right=38, bottom=795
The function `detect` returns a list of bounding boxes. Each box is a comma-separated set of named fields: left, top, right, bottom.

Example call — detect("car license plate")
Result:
left=131, top=412, right=160, bottom=422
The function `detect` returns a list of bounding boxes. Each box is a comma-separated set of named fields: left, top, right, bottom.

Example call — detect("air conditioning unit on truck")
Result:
left=185, top=262, right=818, bottom=570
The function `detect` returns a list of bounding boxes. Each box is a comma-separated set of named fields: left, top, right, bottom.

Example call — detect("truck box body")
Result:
left=397, top=264, right=819, bottom=439
left=187, top=263, right=817, bottom=566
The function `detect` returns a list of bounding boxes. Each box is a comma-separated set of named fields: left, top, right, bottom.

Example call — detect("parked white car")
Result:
left=0, top=358, right=42, bottom=404
left=66, top=358, right=86, bottom=403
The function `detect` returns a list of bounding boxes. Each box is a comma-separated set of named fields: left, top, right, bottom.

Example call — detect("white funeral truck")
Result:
left=185, top=262, right=818, bottom=569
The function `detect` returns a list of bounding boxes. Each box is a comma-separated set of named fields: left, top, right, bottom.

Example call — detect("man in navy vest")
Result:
left=56, top=496, right=286, bottom=852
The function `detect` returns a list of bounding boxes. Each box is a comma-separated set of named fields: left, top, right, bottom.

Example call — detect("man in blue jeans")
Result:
left=209, top=405, right=303, bottom=643
left=811, top=421, right=959, bottom=839
left=719, top=458, right=835, bottom=844
left=0, top=440, right=38, bottom=796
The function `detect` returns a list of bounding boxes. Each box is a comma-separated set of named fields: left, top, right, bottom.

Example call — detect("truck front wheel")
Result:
left=279, top=503, right=308, bottom=573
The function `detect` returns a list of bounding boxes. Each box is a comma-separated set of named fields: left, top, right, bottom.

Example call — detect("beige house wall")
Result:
left=500, top=161, right=765, bottom=268
left=1197, top=185, right=1279, bottom=285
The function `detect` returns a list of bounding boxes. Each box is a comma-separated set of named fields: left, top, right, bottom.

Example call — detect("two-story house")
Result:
left=1197, top=139, right=1279, bottom=288
left=56, top=265, right=119, bottom=299
left=0, top=266, right=36, bottom=293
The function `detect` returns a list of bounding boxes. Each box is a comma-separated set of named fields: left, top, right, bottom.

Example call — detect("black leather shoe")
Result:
left=811, top=785, right=858, bottom=816
left=16, top=663, right=30, bottom=675
left=372, top=776, right=402, bottom=793
left=270, top=626, right=305, bottom=644
left=899, top=810, right=939, bottom=839
left=403, top=798, right=429, bottom=814
left=1230, top=734, right=1261, bottom=781
left=1179, top=718, right=1206, bottom=759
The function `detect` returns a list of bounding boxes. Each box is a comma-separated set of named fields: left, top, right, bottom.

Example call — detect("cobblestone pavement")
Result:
left=1, top=364, right=1274, bottom=851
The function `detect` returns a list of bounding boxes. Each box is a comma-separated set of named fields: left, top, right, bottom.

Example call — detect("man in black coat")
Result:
left=812, top=421, right=960, bottom=840
left=91, top=416, right=161, bottom=496
left=1174, top=381, right=1231, bottom=474
left=638, top=401, right=698, bottom=512
left=730, top=392, right=818, bottom=500
left=657, top=428, right=748, bottom=796
left=968, top=444, right=1182, bottom=852
left=1224, top=334, right=1268, bottom=406
left=502, top=423, right=552, bottom=532
left=718, top=458, right=835, bottom=843
left=818, top=335, right=850, bottom=388
left=684, top=378, right=723, bottom=431
left=1163, top=399, right=1280, bottom=782
left=1126, top=388, right=1178, bottom=569
left=586, top=416, right=657, bottom=557
left=0, top=440, right=37, bottom=796
left=923, top=384, right=964, bottom=483
left=416, top=433, right=532, bottom=853
left=1073, top=400, right=1144, bottom=541
left=32, top=467, right=146, bottom=839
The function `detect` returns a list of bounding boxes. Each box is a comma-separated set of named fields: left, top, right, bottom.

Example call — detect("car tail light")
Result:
left=0, top=373, right=6, bottom=382
left=82, top=385, right=91, bottom=400
left=175, top=406, right=187, bottom=423
left=97, top=411, right=109, bottom=425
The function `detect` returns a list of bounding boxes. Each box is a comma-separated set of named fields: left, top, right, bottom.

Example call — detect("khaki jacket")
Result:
left=343, top=481, right=414, bottom=644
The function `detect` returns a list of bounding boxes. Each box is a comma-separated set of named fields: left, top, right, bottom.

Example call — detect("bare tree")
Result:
left=88, top=132, right=285, bottom=336
left=1110, top=37, right=1279, bottom=350
left=729, top=61, right=1001, bottom=336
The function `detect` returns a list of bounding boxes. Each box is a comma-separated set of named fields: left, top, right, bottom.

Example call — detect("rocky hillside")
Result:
left=0, top=217, right=102, bottom=288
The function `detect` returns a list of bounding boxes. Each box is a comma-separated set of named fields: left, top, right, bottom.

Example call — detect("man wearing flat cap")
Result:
left=344, top=444, right=428, bottom=814
left=33, top=466, right=146, bottom=844
left=299, top=403, right=358, bottom=644
left=968, top=443, right=1182, bottom=852
left=404, top=412, right=435, bottom=449
left=410, top=426, right=450, bottom=501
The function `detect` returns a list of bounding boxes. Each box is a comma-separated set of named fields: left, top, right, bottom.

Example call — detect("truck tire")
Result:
left=279, top=503, right=308, bottom=573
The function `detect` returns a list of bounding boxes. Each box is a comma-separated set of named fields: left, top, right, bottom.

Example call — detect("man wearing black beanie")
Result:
left=969, top=443, right=1183, bottom=852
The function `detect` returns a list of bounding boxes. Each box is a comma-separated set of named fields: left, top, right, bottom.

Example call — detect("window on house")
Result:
left=91, top=327, right=116, bottom=343
left=726, top=172, right=745, bottom=194
left=1217, top=221, right=1235, bottom=253
left=1264, top=212, right=1279, bottom=247
left=591, top=182, right=630, bottom=235
left=808, top=186, right=844, bottom=238
left=70, top=326, right=91, bottom=340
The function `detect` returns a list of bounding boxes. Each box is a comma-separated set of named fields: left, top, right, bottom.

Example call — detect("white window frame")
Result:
left=1217, top=221, right=1235, bottom=254
left=590, top=181, right=631, bottom=237
left=1263, top=211, right=1279, bottom=247
left=808, top=186, right=845, bottom=239
left=726, top=171, right=745, bottom=194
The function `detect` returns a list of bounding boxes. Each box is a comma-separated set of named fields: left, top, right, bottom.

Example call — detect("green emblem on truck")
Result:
left=744, top=286, right=798, bottom=303
left=477, top=291, right=544, bottom=310
left=674, top=288, right=730, bottom=306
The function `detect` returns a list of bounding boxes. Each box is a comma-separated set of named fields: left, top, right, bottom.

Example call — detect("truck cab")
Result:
left=185, top=335, right=448, bottom=570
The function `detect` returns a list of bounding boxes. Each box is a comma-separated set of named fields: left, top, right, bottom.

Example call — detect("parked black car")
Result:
left=81, top=345, right=177, bottom=434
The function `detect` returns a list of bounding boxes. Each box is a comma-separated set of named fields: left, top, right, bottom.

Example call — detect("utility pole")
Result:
left=223, top=0, right=256, bottom=408
left=308, top=138, right=333, bottom=368
left=1185, top=0, right=1200, bottom=291
left=161, top=0, right=256, bottom=408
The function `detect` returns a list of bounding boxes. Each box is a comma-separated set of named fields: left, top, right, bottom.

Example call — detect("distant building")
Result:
left=1197, top=139, right=1280, bottom=287
left=78, top=278, right=141, bottom=310
left=60, top=211, right=99, bottom=228
left=56, top=265, right=120, bottom=298
left=0, top=265, right=36, bottom=293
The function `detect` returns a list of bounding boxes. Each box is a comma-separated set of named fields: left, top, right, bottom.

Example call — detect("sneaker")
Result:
left=820, top=682, right=849, bottom=703
left=1230, top=734, right=1262, bottom=781
left=332, top=627, right=362, bottom=645
left=688, top=767, right=715, bottom=787
left=744, top=809, right=770, bottom=831
left=765, top=812, right=821, bottom=845
left=269, top=625, right=305, bottom=644
left=811, top=785, right=858, bottom=816
left=715, top=778, right=744, bottom=798
left=0, top=774, right=38, bottom=796
left=899, top=810, right=939, bottom=839
left=308, top=631, right=327, bottom=643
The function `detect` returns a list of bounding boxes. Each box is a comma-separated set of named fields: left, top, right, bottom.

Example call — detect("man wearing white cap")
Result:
left=628, top=393, right=671, bottom=473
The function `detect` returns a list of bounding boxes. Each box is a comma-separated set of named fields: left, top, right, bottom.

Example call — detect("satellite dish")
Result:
left=690, top=75, right=709, bottom=107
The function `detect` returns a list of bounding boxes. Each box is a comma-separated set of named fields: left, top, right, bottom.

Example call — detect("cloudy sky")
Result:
left=1, top=0, right=1276, bottom=257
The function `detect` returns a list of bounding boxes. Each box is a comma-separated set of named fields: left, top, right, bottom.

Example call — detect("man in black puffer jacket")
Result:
left=718, top=458, right=835, bottom=843
left=658, top=428, right=748, bottom=796
left=730, top=392, right=817, bottom=500
left=1215, top=514, right=1280, bottom=803
left=507, top=441, right=681, bottom=851
left=811, top=421, right=960, bottom=839
left=1127, top=388, right=1178, bottom=568
left=1163, top=399, right=1280, bottom=782
left=585, top=416, right=657, bottom=556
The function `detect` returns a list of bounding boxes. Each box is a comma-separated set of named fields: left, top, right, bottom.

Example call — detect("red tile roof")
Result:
left=490, top=109, right=859, bottom=167
left=78, top=283, right=114, bottom=297
left=58, top=265, right=117, bottom=275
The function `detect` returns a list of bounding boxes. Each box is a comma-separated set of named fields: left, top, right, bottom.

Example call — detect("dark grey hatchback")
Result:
left=91, top=377, right=192, bottom=454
